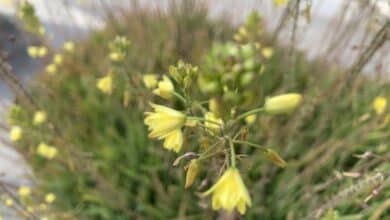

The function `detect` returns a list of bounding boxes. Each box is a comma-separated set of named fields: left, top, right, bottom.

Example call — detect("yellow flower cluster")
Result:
left=109, top=52, right=124, bottom=62
left=45, top=193, right=56, bottom=203
left=97, top=74, right=113, bottom=94
left=18, top=186, right=31, bottom=197
left=141, top=57, right=304, bottom=215
left=261, top=47, right=274, bottom=59
left=27, top=46, right=47, bottom=58
left=37, top=143, right=58, bottom=159
left=10, top=126, right=22, bottom=142
left=63, top=41, right=75, bottom=53
left=33, top=111, right=47, bottom=125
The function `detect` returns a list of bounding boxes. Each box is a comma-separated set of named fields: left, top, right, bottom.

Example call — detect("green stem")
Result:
left=233, top=140, right=267, bottom=152
left=236, top=107, right=264, bottom=121
left=172, top=91, right=187, bottom=104
left=229, top=139, right=236, bottom=168
left=187, top=116, right=223, bottom=126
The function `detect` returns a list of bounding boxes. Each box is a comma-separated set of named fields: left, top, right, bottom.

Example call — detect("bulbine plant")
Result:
left=142, top=13, right=303, bottom=215
left=143, top=59, right=302, bottom=215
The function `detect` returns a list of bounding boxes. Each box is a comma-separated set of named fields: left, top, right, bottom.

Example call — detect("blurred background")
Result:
left=0, top=0, right=389, bottom=219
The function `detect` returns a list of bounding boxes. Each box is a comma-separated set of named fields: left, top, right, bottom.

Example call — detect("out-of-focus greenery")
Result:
left=8, top=1, right=389, bottom=220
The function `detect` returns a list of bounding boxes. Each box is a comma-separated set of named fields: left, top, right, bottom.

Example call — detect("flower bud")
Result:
left=153, top=75, right=174, bottom=99
left=185, top=159, right=200, bottom=188
left=264, top=93, right=302, bottom=115
left=262, top=47, right=274, bottom=59
left=245, top=114, right=257, bottom=125
left=265, top=149, right=286, bottom=168
left=143, top=74, right=158, bottom=89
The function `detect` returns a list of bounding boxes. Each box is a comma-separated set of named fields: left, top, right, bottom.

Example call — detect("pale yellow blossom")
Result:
left=63, top=41, right=75, bottom=53
left=144, top=103, right=186, bottom=139
left=373, top=96, right=387, bottom=115
left=46, top=63, right=57, bottom=75
left=37, top=143, right=57, bottom=159
left=33, top=111, right=47, bottom=125
left=163, top=129, right=184, bottom=152
left=10, top=126, right=22, bottom=142
left=262, top=47, right=274, bottom=59
left=45, top=193, right=56, bottom=203
left=203, top=168, right=251, bottom=214
left=18, top=186, right=31, bottom=197
left=53, top=54, right=63, bottom=65
left=96, top=75, right=113, bottom=94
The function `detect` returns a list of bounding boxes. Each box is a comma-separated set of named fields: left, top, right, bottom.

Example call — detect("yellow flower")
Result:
left=27, top=46, right=39, bottom=58
left=53, top=54, right=63, bottom=65
left=185, top=159, right=199, bottom=188
left=203, top=168, right=251, bottom=214
left=144, top=103, right=186, bottom=139
left=143, top=74, right=158, bottom=89
left=37, top=143, right=58, bottom=159
left=264, top=93, right=303, bottom=115
left=10, top=126, right=22, bottom=142
left=46, top=63, right=57, bottom=75
left=63, top=41, right=75, bottom=53
left=373, top=96, right=387, bottom=115
left=153, top=75, right=174, bottom=99
left=33, top=111, right=47, bottom=125
left=205, top=112, right=223, bottom=132
left=96, top=75, right=113, bottom=94
left=163, top=129, right=183, bottom=152
left=38, top=47, right=48, bottom=57
left=18, top=186, right=31, bottom=197
left=262, top=47, right=274, bottom=59
left=109, top=52, right=124, bottom=61
left=45, top=193, right=56, bottom=203
left=274, top=0, right=288, bottom=7
left=5, top=198, right=13, bottom=207
left=244, top=114, right=257, bottom=125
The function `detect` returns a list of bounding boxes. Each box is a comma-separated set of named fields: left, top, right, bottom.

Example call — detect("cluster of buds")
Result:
left=108, top=36, right=131, bottom=62
left=143, top=58, right=303, bottom=214
left=18, top=1, right=45, bottom=35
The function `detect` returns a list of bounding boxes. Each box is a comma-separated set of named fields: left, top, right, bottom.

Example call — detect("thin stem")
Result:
left=187, top=116, right=223, bottom=126
left=229, top=139, right=236, bottom=168
left=236, top=107, right=264, bottom=121
left=172, top=91, right=187, bottom=104
left=233, top=140, right=267, bottom=152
